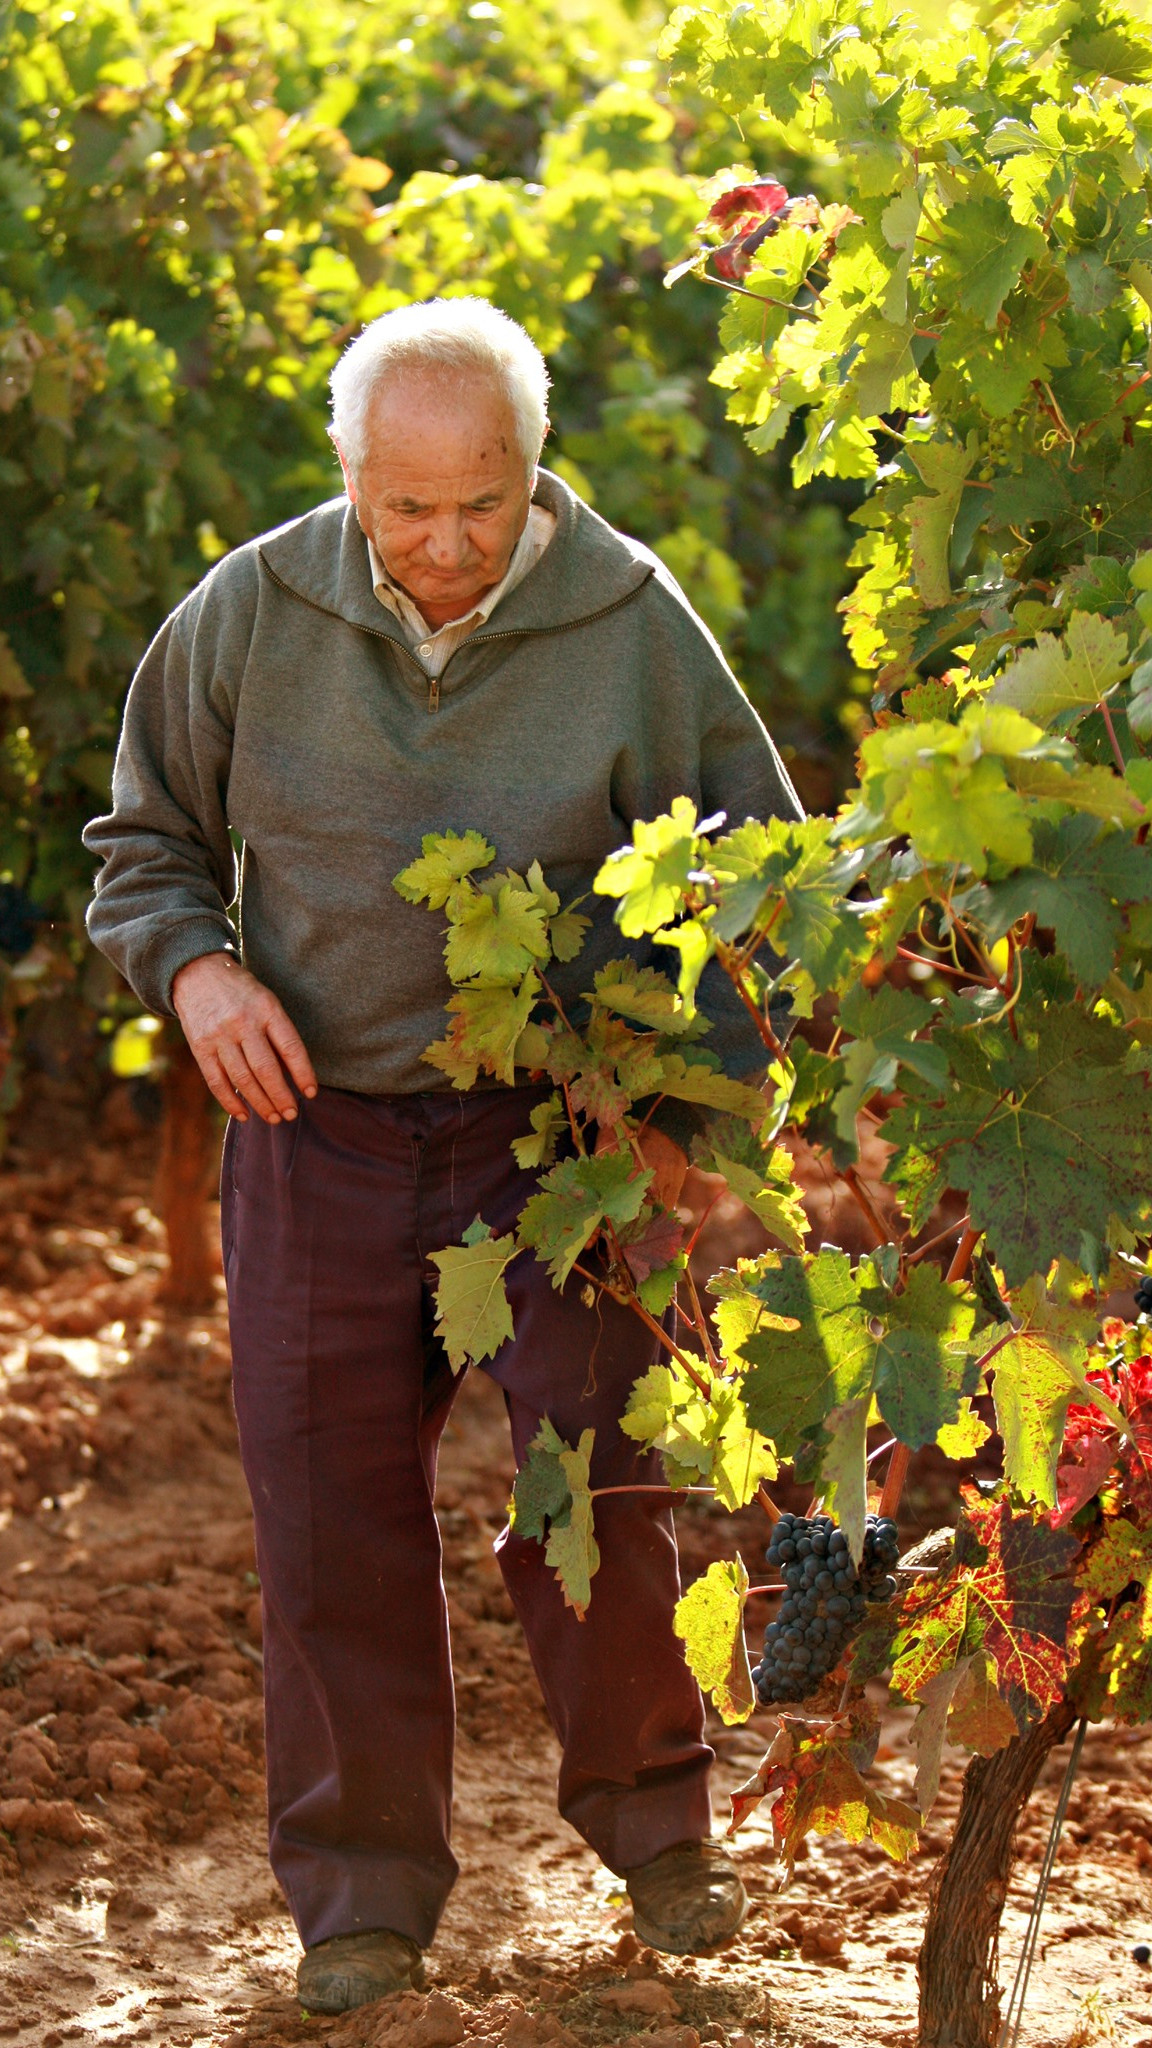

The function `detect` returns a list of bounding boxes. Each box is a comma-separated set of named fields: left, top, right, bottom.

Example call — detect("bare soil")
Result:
left=0, top=1093, right=1148, bottom=2048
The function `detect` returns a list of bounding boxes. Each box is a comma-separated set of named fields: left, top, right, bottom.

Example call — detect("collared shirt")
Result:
left=367, top=504, right=556, bottom=677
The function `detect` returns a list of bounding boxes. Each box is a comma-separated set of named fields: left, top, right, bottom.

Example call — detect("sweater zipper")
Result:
left=259, top=555, right=652, bottom=713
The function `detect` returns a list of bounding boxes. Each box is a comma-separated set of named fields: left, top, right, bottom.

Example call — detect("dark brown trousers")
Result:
left=221, top=1085, right=712, bottom=1951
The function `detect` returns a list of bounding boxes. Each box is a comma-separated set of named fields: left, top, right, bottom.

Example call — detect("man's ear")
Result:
left=332, top=434, right=358, bottom=506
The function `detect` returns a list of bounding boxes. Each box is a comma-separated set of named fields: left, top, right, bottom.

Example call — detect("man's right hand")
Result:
left=171, top=953, right=318, bottom=1125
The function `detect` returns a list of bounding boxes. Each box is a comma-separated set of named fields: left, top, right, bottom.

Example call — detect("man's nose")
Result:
left=424, top=515, right=470, bottom=568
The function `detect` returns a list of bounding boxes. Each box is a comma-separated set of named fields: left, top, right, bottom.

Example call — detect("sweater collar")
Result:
left=256, top=468, right=654, bottom=644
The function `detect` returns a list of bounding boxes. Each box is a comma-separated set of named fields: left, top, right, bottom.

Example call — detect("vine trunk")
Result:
left=916, top=1698, right=1079, bottom=2048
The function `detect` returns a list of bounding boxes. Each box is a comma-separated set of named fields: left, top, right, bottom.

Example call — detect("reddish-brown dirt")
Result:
left=0, top=1088, right=1148, bottom=2048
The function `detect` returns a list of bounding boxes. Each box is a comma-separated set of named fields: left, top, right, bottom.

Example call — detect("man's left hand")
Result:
left=596, top=1123, right=688, bottom=1211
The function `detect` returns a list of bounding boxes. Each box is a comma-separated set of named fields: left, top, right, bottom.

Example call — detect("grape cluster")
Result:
left=752, top=1513, right=901, bottom=1706
left=1135, top=1273, right=1152, bottom=1316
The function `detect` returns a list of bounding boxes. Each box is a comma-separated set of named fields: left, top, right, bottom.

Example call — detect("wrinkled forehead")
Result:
left=360, top=367, right=528, bottom=486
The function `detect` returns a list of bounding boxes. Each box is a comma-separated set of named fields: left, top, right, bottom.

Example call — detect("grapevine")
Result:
left=753, top=1513, right=900, bottom=1705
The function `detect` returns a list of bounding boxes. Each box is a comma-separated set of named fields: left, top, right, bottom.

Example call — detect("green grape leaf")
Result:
left=430, top=1219, right=517, bottom=1372
left=817, top=1394, right=871, bottom=1564
left=511, top=1093, right=567, bottom=1171
left=737, top=1253, right=980, bottom=1512
left=832, top=983, right=947, bottom=1142
left=990, top=1278, right=1124, bottom=1508
left=936, top=196, right=1045, bottom=328
left=594, top=796, right=701, bottom=936
left=444, top=881, right=552, bottom=984
left=975, top=816, right=1152, bottom=988
left=881, top=1000, right=1152, bottom=1287
left=673, top=1556, right=755, bottom=1725
left=708, top=817, right=872, bottom=989
left=653, top=917, right=715, bottom=1009
left=936, top=1397, right=992, bottom=1461
left=590, top=960, right=696, bottom=1034
left=424, top=972, right=541, bottom=1089
left=549, top=910, right=591, bottom=963
left=393, top=829, right=495, bottom=908
left=517, top=1152, right=652, bottom=1287
left=637, top=1255, right=687, bottom=1316
left=653, top=1053, right=767, bottom=1123
left=694, top=1117, right=810, bottom=1253
left=511, top=1416, right=574, bottom=1540
left=771, top=1725, right=920, bottom=1867
left=545, top=1428, right=600, bottom=1619
left=989, top=612, right=1131, bottom=725
left=907, top=438, right=975, bottom=608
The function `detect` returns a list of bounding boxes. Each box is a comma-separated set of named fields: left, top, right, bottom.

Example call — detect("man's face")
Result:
left=337, top=371, right=535, bottom=630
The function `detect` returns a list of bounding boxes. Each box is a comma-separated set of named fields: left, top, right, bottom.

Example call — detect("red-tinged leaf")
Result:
left=770, top=1726, right=920, bottom=1867
left=727, top=1721, right=795, bottom=1836
left=885, top=1499, right=1086, bottom=1730
left=954, top=1497, right=1087, bottom=1729
left=1119, top=1358, right=1152, bottom=1517
left=620, top=1209, right=684, bottom=1284
left=1052, top=1432, right=1118, bottom=1527
left=945, top=1653, right=1019, bottom=1757
left=1077, top=1516, right=1152, bottom=1603
left=1063, top=1366, right=1124, bottom=1444
left=887, top=1582, right=972, bottom=1701
left=707, top=178, right=789, bottom=230
left=1096, top=1595, right=1152, bottom=1724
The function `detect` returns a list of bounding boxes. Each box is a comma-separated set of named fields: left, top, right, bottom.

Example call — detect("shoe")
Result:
left=624, top=1839, right=748, bottom=1955
left=297, top=1928, right=426, bottom=2013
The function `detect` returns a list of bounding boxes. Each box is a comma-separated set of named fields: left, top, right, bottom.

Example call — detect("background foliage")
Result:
left=0, top=0, right=864, bottom=1067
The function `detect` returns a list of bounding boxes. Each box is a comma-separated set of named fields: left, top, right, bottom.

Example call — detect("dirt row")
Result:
left=0, top=1100, right=1146, bottom=2048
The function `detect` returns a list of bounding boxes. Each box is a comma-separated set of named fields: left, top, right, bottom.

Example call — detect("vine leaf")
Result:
left=771, top=1723, right=921, bottom=1866
left=734, top=1252, right=979, bottom=1542
left=975, top=816, right=1152, bottom=988
left=1077, top=1517, right=1152, bottom=1603
left=424, top=972, right=540, bottom=1088
left=510, top=1420, right=600, bottom=1619
left=988, top=611, right=1131, bottom=726
left=694, top=1117, right=810, bottom=1252
left=595, top=796, right=702, bottom=936
left=620, top=1363, right=776, bottom=1508
left=673, top=1556, right=755, bottom=1725
left=946, top=1652, right=1019, bottom=1756
left=708, top=816, right=871, bottom=991
left=546, top=1429, right=600, bottom=1619
left=511, top=1093, right=567, bottom=1171
left=591, top=960, right=696, bottom=1034
left=444, top=880, right=552, bottom=983
left=393, top=828, right=495, bottom=908
left=882, top=1000, right=1152, bottom=1287
left=429, top=1217, right=517, bottom=1372
left=511, top=1417, right=574, bottom=1539
left=990, top=1276, right=1125, bottom=1508
left=517, top=1152, right=652, bottom=1287
left=908, top=1656, right=976, bottom=1816
left=653, top=1053, right=766, bottom=1122
left=889, top=1498, right=1086, bottom=1730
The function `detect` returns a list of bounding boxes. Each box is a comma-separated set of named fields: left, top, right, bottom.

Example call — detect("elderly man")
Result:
left=84, top=298, right=802, bottom=2013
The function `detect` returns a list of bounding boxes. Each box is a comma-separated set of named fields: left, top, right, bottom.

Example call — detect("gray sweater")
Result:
left=84, top=470, right=802, bottom=1102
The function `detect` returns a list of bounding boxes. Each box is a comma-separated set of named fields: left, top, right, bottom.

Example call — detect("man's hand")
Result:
left=595, top=1122, right=688, bottom=1210
left=172, top=953, right=318, bottom=1124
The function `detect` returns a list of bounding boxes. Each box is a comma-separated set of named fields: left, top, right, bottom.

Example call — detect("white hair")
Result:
left=329, top=297, right=550, bottom=475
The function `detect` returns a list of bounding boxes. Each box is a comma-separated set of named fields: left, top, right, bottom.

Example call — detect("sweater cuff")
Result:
left=139, top=917, right=240, bottom=1017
